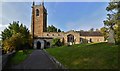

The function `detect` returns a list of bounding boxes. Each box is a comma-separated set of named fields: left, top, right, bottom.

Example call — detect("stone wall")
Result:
left=64, top=31, right=80, bottom=44
left=42, top=32, right=64, bottom=38
left=2, top=51, right=15, bottom=69
left=80, top=36, right=104, bottom=43
left=43, top=31, right=80, bottom=44
left=36, top=31, right=105, bottom=46
left=43, top=32, right=65, bottom=44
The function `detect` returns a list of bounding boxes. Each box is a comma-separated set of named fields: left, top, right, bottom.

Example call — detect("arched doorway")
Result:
left=34, top=39, right=45, bottom=49
left=37, top=41, right=41, bottom=49
left=46, top=42, right=50, bottom=48
left=67, top=34, right=74, bottom=45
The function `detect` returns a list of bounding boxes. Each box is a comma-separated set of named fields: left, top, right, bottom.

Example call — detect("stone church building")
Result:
left=31, top=2, right=104, bottom=49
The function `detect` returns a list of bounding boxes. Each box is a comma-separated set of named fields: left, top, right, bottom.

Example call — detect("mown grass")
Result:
left=46, top=42, right=119, bottom=69
left=9, top=49, right=34, bottom=65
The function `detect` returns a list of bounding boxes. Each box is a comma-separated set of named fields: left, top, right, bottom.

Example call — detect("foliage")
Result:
left=89, top=28, right=94, bottom=32
left=58, top=29, right=61, bottom=32
left=104, top=14, right=116, bottom=29
left=104, top=1, right=120, bottom=44
left=51, top=38, right=62, bottom=47
left=1, top=28, right=12, bottom=41
left=46, top=43, right=118, bottom=69
left=3, top=33, right=22, bottom=53
left=47, top=25, right=57, bottom=32
left=115, top=21, right=120, bottom=44
left=100, top=27, right=109, bottom=41
left=95, top=29, right=99, bottom=31
left=79, top=30, right=84, bottom=32
left=8, top=49, right=33, bottom=65
left=1, top=21, right=32, bottom=53
left=0, top=40, right=1, bottom=46
left=47, top=25, right=62, bottom=32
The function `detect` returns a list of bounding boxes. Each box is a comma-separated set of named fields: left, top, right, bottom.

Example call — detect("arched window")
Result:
left=52, top=34, right=54, bottom=36
left=67, top=34, right=74, bottom=42
left=47, top=34, right=49, bottom=36
left=36, top=9, right=39, bottom=16
left=58, top=34, right=60, bottom=36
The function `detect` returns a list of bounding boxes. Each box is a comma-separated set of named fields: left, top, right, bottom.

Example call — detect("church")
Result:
left=31, top=1, right=105, bottom=49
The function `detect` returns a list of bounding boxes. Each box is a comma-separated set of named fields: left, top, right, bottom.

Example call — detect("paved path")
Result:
left=11, top=50, right=58, bottom=69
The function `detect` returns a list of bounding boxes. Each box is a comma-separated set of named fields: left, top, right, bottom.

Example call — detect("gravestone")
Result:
left=108, top=29, right=115, bottom=44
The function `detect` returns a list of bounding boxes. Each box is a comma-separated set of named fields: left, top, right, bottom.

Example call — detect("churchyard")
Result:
left=46, top=42, right=118, bottom=69
left=1, top=1, right=120, bottom=70
left=3, top=42, right=118, bottom=69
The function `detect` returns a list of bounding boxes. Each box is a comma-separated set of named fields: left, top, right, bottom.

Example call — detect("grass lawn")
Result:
left=46, top=42, right=119, bottom=69
left=9, top=49, right=34, bottom=65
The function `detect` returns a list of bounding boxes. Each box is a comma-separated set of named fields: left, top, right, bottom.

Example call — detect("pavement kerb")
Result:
left=43, top=49, right=66, bottom=69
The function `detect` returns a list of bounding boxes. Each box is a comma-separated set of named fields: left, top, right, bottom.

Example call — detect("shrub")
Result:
left=52, top=38, right=62, bottom=47
left=2, top=21, right=32, bottom=53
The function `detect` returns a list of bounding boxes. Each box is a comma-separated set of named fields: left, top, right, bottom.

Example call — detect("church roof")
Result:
left=76, top=31, right=103, bottom=36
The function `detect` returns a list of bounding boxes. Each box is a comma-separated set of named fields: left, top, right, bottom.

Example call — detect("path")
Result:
left=11, top=50, right=58, bottom=69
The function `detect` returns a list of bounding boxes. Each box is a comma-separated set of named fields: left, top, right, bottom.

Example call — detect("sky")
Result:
left=0, top=2, right=109, bottom=35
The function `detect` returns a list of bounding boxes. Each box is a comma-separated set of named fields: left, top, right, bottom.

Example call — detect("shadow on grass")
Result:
left=3, top=49, right=34, bottom=69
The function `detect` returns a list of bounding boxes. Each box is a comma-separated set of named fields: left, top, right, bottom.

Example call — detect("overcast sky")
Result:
left=0, top=2, right=109, bottom=35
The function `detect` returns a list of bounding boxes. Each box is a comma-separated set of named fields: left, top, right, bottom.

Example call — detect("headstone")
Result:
left=108, top=29, right=115, bottom=44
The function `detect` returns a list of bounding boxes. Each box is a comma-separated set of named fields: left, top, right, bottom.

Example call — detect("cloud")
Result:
left=1, top=2, right=32, bottom=33
left=1, top=2, right=107, bottom=34
left=0, top=24, right=8, bottom=28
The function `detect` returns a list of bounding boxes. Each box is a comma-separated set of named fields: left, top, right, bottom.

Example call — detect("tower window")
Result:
left=36, top=9, right=39, bottom=16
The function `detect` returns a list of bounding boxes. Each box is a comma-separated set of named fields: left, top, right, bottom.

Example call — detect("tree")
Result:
left=58, top=29, right=61, bottom=32
left=47, top=25, right=57, bottom=32
left=2, top=21, right=32, bottom=53
left=96, top=29, right=99, bottom=31
left=0, top=40, right=1, bottom=46
left=103, top=14, right=116, bottom=29
left=104, top=1, right=120, bottom=44
left=79, top=30, right=84, bottom=32
left=89, top=28, right=94, bottom=32
left=47, top=25, right=62, bottom=32
left=52, top=38, right=62, bottom=47
left=9, top=21, right=20, bottom=34
left=100, top=27, right=109, bottom=41
left=1, top=28, right=12, bottom=41
left=3, top=33, right=21, bottom=53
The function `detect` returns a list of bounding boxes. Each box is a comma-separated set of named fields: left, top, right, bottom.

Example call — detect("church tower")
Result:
left=31, top=1, right=47, bottom=37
